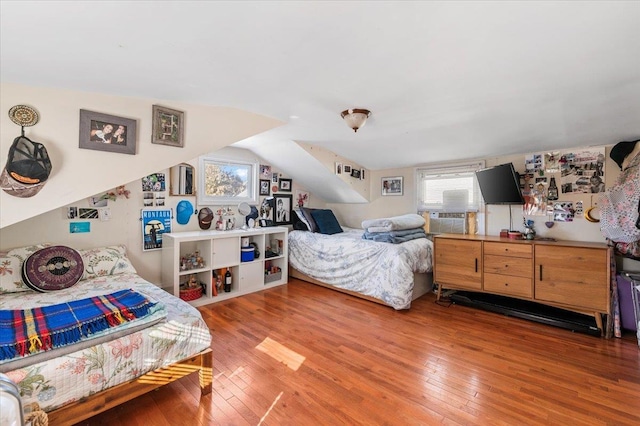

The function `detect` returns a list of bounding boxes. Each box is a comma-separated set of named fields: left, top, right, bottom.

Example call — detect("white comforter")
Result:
left=288, top=227, right=433, bottom=309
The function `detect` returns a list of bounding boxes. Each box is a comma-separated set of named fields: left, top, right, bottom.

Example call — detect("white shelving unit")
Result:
left=161, top=227, right=288, bottom=307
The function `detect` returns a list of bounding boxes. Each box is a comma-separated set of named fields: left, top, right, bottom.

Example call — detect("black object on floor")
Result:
left=450, top=291, right=601, bottom=336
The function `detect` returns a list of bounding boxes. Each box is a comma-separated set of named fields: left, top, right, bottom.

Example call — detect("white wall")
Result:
left=0, top=83, right=283, bottom=228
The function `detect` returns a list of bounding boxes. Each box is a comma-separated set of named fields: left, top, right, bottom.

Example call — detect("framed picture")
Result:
left=260, top=179, right=271, bottom=196
left=295, top=189, right=309, bottom=207
left=335, top=162, right=342, bottom=174
left=260, top=197, right=275, bottom=226
left=274, top=194, right=293, bottom=225
left=142, top=209, right=172, bottom=251
left=260, top=164, right=271, bottom=179
left=344, top=165, right=352, bottom=174
left=79, top=109, right=137, bottom=155
left=382, top=176, right=403, bottom=196
left=272, top=172, right=279, bottom=183
left=151, top=105, right=184, bottom=147
left=279, top=178, right=292, bottom=192
left=350, top=169, right=361, bottom=179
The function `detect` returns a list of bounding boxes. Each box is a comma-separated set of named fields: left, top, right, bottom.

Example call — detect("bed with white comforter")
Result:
left=288, top=227, right=433, bottom=309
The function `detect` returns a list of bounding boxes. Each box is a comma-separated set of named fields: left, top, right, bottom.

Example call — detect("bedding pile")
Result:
left=362, top=214, right=427, bottom=244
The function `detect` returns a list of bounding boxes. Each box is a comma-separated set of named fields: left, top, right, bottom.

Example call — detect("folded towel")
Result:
left=363, top=228, right=427, bottom=244
left=362, top=214, right=425, bottom=232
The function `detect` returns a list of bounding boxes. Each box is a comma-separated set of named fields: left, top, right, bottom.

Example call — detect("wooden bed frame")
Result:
left=46, top=348, right=212, bottom=425
left=289, top=266, right=433, bottom=306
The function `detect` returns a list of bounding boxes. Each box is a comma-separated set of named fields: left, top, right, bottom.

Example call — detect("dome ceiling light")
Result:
left=340, top=108, right=371, bottom=132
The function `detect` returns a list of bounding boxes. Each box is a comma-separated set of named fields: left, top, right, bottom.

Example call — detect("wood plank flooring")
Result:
left=75, top=279, right=640, bottom=425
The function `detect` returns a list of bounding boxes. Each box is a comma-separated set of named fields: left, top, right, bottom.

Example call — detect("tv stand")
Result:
left=433, top=234, right=612, bottom=336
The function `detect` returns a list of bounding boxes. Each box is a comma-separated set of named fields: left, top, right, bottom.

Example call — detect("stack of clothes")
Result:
left=361, top=213, right=427, bottom=244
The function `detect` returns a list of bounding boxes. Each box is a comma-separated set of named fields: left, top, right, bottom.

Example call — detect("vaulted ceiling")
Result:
left=1, top=1, right=639, bottom=171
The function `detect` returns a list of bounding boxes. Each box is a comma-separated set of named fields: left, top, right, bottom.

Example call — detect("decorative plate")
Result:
left=8, top=105, right=39, bottom=127
left=21, top=245, right=84, bottom=292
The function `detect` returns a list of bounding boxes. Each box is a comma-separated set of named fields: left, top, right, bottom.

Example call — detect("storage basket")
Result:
left=264, top=271, right=282, bottom=284
left=241, top=247, right=255, bottom=262
left=179, top=285, right=203, bottom=301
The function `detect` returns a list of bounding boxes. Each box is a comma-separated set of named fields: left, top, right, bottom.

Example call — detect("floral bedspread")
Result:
left=288, top=227, right=433, bottom=309
left=0, top=273, right=211, bottom=412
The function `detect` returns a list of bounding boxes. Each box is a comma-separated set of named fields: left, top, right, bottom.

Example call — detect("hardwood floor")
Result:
left=76, top=278, right=640, bottom=425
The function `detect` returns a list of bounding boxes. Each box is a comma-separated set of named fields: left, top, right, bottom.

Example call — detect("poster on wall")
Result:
left=142, top=209, right=172, bottom=251
left=523, top=146, right=606, bottom=216
left=558, top=148, right=605, bottom=194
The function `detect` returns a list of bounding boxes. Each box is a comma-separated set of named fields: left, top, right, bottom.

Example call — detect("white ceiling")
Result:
left=1, top=1, right=639, bottom=171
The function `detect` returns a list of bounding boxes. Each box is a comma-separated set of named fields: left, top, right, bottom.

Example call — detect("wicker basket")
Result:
left=179, top=285, right=203, bottom=301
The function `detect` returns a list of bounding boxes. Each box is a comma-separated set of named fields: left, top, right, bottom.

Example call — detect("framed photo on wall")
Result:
left=260, top=179, right=270, bottom=196
left=151, top=105, right=184, bottom=147
left=382, top=176, right=403, bottom=196
left=79, top=109, right=137, bottom=155
left=279, top=178, right=292, bottom=192
left=274, top=194, right=293, bottom=225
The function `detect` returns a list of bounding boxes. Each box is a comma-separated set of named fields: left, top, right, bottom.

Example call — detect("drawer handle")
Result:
left=504, top=283, right=509, bottom=287
left=475, top=258, right=478, bottom=273
left=539, top=265, right=543, bottom=281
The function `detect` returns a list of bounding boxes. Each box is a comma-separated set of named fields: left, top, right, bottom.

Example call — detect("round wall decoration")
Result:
left=21, top=245, right=84, bottom=292
left=8, top=105, right=40, bottom=127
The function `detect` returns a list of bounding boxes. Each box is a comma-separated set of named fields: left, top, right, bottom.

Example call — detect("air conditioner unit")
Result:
left=427, top=212, right=468, bottom=234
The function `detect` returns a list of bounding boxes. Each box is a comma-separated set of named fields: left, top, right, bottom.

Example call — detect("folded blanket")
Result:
left=363, top=228, right=427, bottom=244
left=362, top=214, right=425, bottom=233
left=0, top=289, right=160, bottom=362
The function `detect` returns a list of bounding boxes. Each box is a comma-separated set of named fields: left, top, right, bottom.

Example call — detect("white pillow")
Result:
left=78, top=245, right=137, bottom=280
left=0, top=244, right=50, bottom=293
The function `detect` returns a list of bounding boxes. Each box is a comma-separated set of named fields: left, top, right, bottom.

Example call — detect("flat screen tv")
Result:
left=475, top=163, right=524, bottom=205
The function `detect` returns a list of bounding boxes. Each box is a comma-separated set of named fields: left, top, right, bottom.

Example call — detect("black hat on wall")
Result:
left=1, top=136, right=52, bottom=198
left=610, top=140, right=639, bottom=170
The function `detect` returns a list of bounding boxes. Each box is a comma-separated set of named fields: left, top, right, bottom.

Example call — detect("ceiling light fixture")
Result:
left=341, top=108, right=371, bottom=132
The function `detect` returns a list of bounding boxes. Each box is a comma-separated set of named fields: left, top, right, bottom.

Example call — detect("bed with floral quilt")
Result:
left=0, top=244, right=212, bottom=425
left=288, top=226, right=434, bottom=309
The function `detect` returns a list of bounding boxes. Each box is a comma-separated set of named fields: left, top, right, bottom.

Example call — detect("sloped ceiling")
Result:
left=1, top=2, right=639, bottom=208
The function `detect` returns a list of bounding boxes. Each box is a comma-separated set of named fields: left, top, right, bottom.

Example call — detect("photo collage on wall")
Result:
left=522, top=147, right=605, bottom=220
left=142, top=173, right=166, bottom=207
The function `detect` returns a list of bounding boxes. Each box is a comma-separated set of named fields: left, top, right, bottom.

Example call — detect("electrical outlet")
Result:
left=99, top=208, right=111, bottom=221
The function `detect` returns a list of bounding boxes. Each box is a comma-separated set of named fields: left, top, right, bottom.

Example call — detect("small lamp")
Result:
left=341, top=109, right=371, bottom=132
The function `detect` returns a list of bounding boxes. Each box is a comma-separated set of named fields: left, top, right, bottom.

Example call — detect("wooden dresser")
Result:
left=433, top=234, right=612, bottom=333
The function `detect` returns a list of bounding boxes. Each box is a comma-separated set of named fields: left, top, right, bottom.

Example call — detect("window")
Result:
left=416, top=162, right=484, bottom=212
left=197, top=155, right=258, bottom=205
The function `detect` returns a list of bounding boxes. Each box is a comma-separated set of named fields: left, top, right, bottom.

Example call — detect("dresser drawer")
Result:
left=484, top=273, right=532, bottom=298
left=484, top=242, right=532, bottom=258
left=484, top=254, right=532, bottom=278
